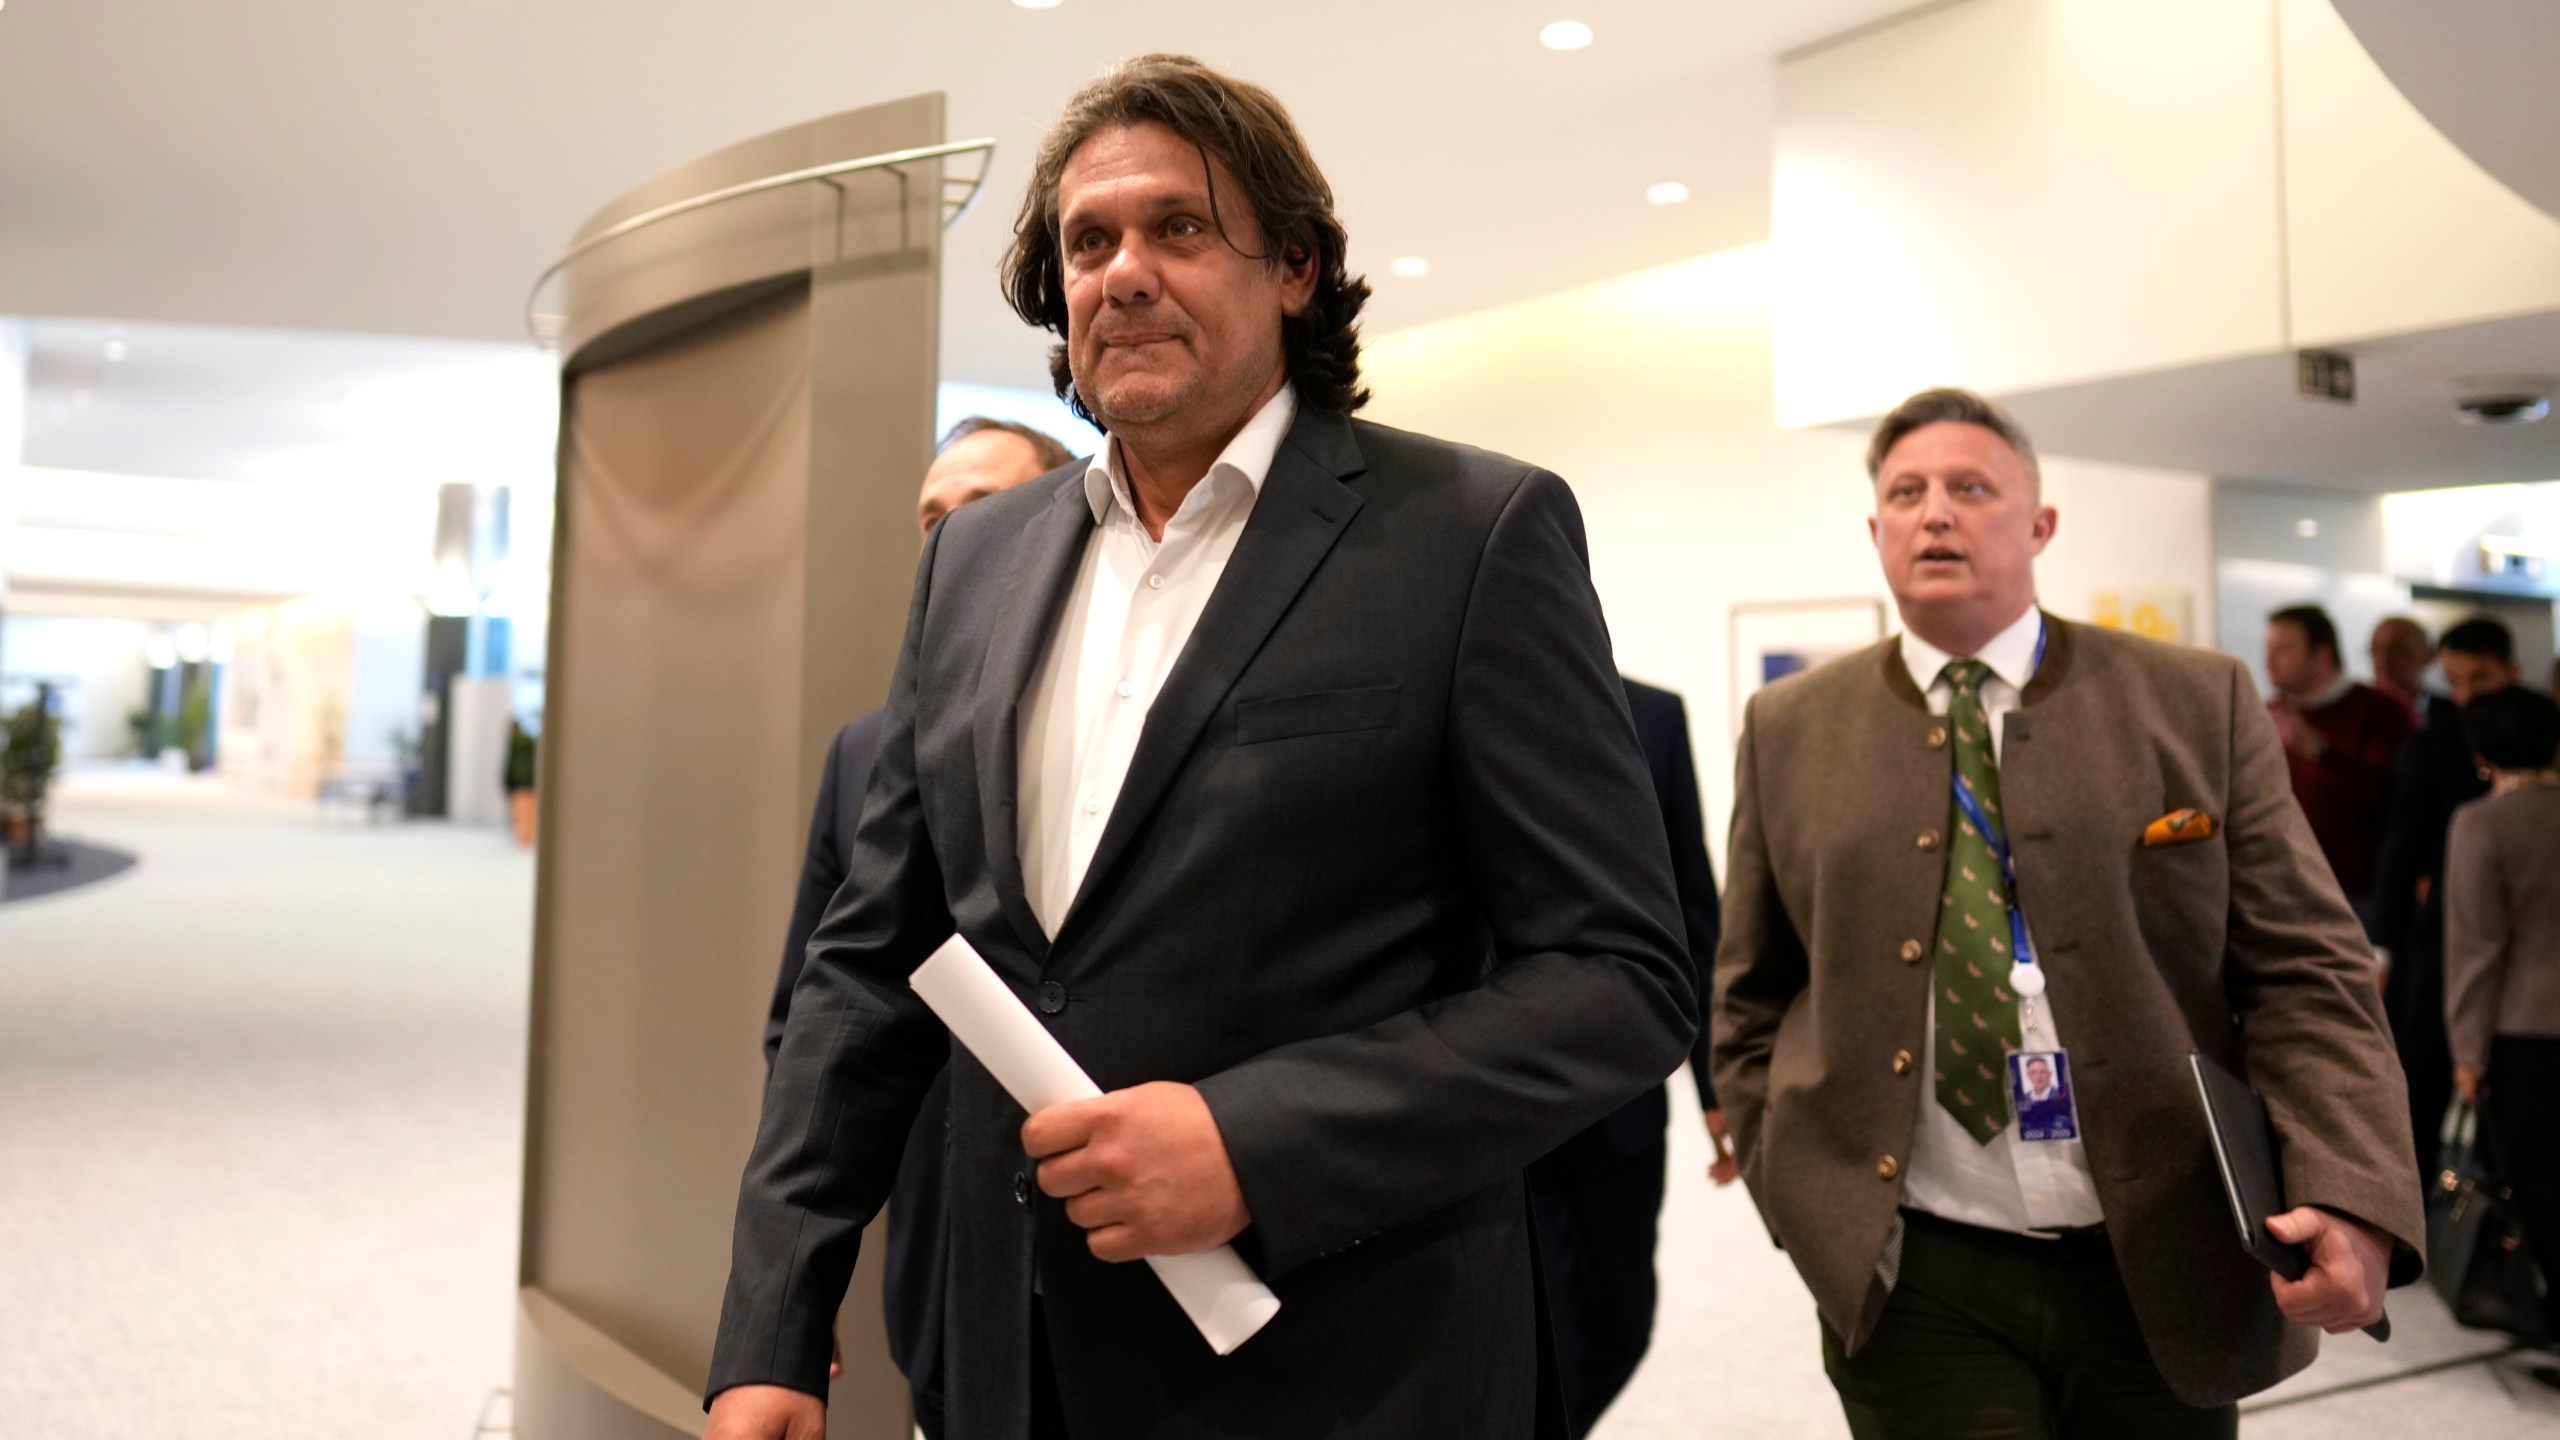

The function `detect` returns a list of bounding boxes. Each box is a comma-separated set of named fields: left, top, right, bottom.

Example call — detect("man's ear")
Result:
left=1277, top=237, right=1319, bottom=317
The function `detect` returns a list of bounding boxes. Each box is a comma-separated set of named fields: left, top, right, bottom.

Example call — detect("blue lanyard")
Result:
left=1947, top=624, right=2046, bottom=978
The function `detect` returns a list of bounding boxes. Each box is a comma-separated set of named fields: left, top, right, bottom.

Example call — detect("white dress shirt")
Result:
left=1897, top=604, right=2106, bottom=1233
left=1016, top=385, right=1297, bottom=939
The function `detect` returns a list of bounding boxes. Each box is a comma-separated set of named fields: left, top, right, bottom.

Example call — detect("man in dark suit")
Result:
left=2373, top=617, right=2519, bottom=1182
left=763, top=416, right=1072, bottom=1438
left=1525, top=676, right=1727, bottom=1438
left=1716, top=388, right=2420, bottom=1437
left=707, top=54, right=1693, bottom=1440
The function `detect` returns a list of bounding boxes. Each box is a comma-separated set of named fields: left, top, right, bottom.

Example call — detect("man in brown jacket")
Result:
left=1712, top=388, right=2423, bottom=1438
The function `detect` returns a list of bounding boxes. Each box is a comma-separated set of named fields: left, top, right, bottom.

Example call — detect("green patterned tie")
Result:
left=1934, top=659, right=2023, bottom=1144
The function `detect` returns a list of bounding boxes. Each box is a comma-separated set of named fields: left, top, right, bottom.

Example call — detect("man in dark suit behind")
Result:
left=708, top=54, right=1694, bottom=1440
left=764, top=416, right=1071, bottom=1437
left=1526, top=676, right=1729, bottom=1438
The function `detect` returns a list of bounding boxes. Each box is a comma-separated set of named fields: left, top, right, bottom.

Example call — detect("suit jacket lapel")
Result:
left=974, top=477, right=1096, bottom=958
left=1055, top=409, right=1369, bottom=943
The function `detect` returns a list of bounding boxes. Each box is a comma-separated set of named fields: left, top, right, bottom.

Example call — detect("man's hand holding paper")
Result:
left=1025, top=1082, right=1251, bottom=1263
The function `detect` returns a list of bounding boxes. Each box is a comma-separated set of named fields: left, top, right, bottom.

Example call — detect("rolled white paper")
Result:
left=910, top=933, right=1282, bottom=1355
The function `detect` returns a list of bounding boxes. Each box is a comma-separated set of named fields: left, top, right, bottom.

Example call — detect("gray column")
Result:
left=515, top=93, right=945, bottom=1440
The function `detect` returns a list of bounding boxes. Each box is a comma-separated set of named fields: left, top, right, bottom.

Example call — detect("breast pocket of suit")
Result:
left=1235, top=683, right=1403, bottom=746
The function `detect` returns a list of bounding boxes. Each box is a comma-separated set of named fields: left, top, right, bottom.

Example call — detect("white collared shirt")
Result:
left=1015, top=385, right=1297, bottom=938
left=1896, top=604, right=2106, bottom=1233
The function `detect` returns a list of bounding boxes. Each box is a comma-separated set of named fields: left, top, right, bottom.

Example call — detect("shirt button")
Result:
left=1037, top=980, right=1067, bottom=1015
left=1082, top=795, right=1100, bottom=815
left=1927, top=725, right=1948, bottom=750
left=1014, top=1171, right=1031, bottom=1206
left=1876, top=1155, right=1900, bottom=1180
left=1917, top=830, right=1940, bottom=852
left=1115, top=680, right=1134, bottom=698
left=1892, top=1050, right=1913, bottom=1075
left=1147, top=573, right=1166, bottom=590
left=1900, top=939, right=1924, bottom=963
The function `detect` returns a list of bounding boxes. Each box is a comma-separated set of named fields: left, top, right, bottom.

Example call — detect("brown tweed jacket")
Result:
left=1710, top=615, right=2422, bottom=1407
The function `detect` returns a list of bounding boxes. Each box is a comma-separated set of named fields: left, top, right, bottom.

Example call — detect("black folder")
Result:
left=2187, top=1051, right=2390, bottom=1341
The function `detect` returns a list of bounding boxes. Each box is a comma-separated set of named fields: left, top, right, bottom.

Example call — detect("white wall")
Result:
left=0, top=318, right=25, bottom=618
left=0, top=614, right=156, bottom=759
left=1362, top=243, right=2215, bottom=860
left=1770, top=0, right=2560, bottom=427
left=1773, top=0, right=2287, bottom=427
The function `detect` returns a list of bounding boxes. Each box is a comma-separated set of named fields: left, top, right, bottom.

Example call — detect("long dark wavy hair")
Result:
left=999, top=54, right=1372, bottom=428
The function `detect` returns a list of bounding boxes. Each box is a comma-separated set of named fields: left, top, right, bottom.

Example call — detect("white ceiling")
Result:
left=2332, top=0, right=2560, bottom=227
left=1991, top=308, right=2560, bottom=493
left=0, top=0, right=1915, bottom=393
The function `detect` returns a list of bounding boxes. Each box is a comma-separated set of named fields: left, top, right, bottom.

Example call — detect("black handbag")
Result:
left=2425, top=1100, right=2549, bottom=1343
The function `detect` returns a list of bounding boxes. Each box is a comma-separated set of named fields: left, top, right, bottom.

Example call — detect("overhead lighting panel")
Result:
left=1540, top=20, right=1593, bottom=50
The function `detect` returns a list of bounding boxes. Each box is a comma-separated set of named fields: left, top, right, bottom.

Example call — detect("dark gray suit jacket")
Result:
left=709, top=407, right=1697, bottom=1439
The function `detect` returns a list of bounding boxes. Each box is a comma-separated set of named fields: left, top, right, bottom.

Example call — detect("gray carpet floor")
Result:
left=3, top=770, right=2552, bottom=1438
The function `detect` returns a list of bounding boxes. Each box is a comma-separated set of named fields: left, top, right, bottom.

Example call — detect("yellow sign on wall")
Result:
left=2089, top=588, right=2192, bottom=644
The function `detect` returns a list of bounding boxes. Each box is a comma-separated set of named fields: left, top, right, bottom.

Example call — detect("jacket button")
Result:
left=1036, top=981, right=1067, bottom=1015
left=1917, top=830, right=1940, bottom=852
left=1877, top=1155, right=1900, bottom=1180
left=1927, top=725, right=1948, bottom=750
left=1900, top=939, right=1924, bottom=963
left=1892, top=1050, right=1913, bottom=1075
left=1014, top=1171, right=1031, bottom=1206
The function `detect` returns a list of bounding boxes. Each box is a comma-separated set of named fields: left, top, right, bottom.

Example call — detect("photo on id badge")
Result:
left=2008, top=1051, right=2078, bottom=1142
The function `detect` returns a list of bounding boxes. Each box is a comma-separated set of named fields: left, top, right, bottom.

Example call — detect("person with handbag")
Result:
left=2443, top=684, right=2560, bottom=1374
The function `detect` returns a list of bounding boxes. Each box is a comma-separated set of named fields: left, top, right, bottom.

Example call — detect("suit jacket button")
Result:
left=1876, top=1155, right=1900, bottom=1180
left=1927, top=725, right=1948, bottom=750
left=1891, top=1049, right=1913, bottom=1075
left=1037, top=981, right=1067, bottom=1015
left=1900, top=939, right=1924, bottom=963
left=1014, top=1171, right=1031, bottom=1206
left=1917, top=830, right=1940, bottom=852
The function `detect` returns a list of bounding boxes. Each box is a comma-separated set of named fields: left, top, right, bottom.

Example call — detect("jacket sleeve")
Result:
left=1709, top=692, right=1804, bottom=1195
left=766, top=734, right=850, bottom=1067
left=2440, top=805, right=2507, bottom=1071
left=1194, top=469, right=1697, bottom=1277
left=706, top=524, right=957, bottom=1406
left=2221, top=664, right=2425, bottom=1280
left=1652, top=692, right=1726, bottom=1111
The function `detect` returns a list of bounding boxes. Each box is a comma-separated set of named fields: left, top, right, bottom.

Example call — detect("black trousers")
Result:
left=2385, top=925, right=2454, bottom=1183
left=1822, top=1211, right=2235, bottom=1440
left=1526, top=1121, right=1667, bottom=1437
left=2486, top=1035, right=2560, bottom=1335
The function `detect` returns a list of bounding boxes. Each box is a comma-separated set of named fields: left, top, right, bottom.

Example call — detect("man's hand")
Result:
left=1023, top=1081, right=1250, bottom=1263
left=1703, top=1108, right=1739, bottom=1187
left=2268, top=702, right=2322, bottom=759
left=2266, top=1207, right=2391, bottom=1333
left=2455, top=1063, right=2487, bottom=1104
left=704, top=1384, right=824, bottom=1440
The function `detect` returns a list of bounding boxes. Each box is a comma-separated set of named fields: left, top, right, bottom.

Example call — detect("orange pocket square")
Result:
left=2142, top=808, right=2215, bottom=846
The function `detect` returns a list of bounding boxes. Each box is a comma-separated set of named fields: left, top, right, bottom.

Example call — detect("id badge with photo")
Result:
left=2007, top=1050, right=2079, bottom=1143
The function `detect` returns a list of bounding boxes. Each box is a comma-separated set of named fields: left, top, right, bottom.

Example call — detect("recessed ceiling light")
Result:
left=1391, top=256, right=1431, bottom=278
left=2295, top=518, right=2320, bottom=538
left=103, top=339, right=130, bottom=362
left=1646, top=181, right=1690, bottom=205
left=1013, top=0, right=1063, bottom=8
left=1540, top=20, right=1593, bottom=50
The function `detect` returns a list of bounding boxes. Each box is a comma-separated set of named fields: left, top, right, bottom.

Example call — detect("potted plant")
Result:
left=505, top=720, right=539, bottom=847
left=2, top=688, right=65, bottom=856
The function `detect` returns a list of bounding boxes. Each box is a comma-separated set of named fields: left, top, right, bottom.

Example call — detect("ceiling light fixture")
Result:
left=1646, top=181, right=1690, bottom=205
left=1390, top=256, right=1431, bottom=278
left=1540, top=20, right=1593, bottom=50
left=103, top=339, right=130, bottom=362
left=1013, top=0, right=1064, bottom=8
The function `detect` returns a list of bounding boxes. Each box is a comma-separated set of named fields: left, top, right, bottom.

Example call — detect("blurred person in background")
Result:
left=2367, top=616, right=2432, bottom=723
left=2375, top=617, right=2519, bottom=1180
left=2266, top=603, right=2416, bottom=927
left=2443, top=685, right=2560, bottom=1365
left=764, top=415, right=1074, bottom=1439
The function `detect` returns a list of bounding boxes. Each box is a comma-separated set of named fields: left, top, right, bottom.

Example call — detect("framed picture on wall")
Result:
left=1729, top=598, right=1890, bottom=731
